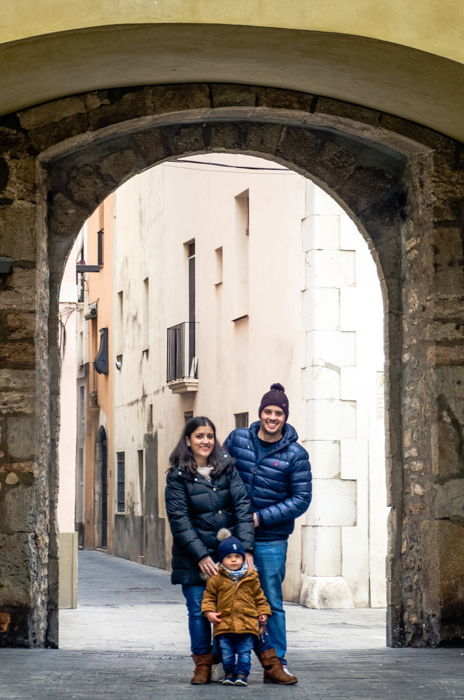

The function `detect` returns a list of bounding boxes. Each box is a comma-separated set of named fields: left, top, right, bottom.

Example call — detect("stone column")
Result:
left=0, top=122, right=55, bottom=647
left=396, top=143, right=464, bottom=646
left=299, top=181, right=358, bottom=608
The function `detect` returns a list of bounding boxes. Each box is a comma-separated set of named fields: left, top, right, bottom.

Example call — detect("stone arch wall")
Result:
left=0, top=84, right=463, bottom=648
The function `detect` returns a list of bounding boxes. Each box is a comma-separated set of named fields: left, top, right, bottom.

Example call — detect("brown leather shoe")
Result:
left=190, top=652, right=213, bottom=684
left=257, top=648, right=298, bottom=685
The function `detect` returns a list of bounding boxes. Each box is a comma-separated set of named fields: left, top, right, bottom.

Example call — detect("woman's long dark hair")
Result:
left=168, top=416, right=230, bottom=480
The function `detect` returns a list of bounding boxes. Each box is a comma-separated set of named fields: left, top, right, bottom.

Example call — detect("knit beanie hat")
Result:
left=217, top=528, right=246, bottom=561
left=258, top=382, right=289, bottom=420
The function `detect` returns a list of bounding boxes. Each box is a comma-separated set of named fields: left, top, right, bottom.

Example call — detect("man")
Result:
left=224, top=383, right=312, bottom=683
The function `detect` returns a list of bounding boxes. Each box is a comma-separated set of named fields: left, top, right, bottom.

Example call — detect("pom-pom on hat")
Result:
left=217, top=528, right=246, bottom=561
left=258, top=382, right=289, bottom=420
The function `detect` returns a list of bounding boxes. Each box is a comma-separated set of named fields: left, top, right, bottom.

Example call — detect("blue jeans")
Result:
left=182, top=584, right=211, bottom=655
left=218, top=633, right=254, bottom=677
left=253, top=540, right=288, bottom=665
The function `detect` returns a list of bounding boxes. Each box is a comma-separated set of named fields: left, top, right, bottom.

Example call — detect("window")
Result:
left=234, top=412, right=249, bottom=429
left=117, top=291, right=124, bottom=355
left=116, top=452, right=125, bottom=512
left=142, top=277, right=149, bottom=351
left=214, top=246, right=223, bottom=286
left=232, top=190, right=249, bottom=320
left=137, top=449, right=144, bottom=513
left=97, top=228, right=104, bottom=267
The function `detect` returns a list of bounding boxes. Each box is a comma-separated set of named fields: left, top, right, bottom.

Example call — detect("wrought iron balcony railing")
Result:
left=166, top=322, right=198, bottom=385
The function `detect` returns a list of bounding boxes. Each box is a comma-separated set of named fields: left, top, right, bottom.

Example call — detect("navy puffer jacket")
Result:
left=224, top=421, right=312, bottom=541
left=165, top=453, right=254, bottom=585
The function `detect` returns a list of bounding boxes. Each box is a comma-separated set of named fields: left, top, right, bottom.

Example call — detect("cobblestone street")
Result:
left=1, top=551, right=463, bottom=699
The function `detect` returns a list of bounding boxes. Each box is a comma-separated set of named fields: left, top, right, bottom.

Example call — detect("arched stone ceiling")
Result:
left=0, top=6, right=463, bottom=142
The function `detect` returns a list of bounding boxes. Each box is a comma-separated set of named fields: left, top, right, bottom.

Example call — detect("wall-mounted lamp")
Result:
left=0, top=256, right=13, bottom=275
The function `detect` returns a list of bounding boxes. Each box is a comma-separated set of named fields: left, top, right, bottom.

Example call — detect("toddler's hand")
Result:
left=206, top=611, right=222, bottom=624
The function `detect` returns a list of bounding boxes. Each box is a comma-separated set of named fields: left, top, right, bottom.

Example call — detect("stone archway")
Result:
left=0, top=84, right=463, bottom=648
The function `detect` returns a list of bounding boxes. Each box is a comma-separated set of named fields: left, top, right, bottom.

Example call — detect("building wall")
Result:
left=81, top=199, right=115, bottom=552
left=110, top=154, right=387, bottom=607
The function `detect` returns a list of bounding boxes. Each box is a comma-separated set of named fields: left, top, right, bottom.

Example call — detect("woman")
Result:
left=165, top=416, right=254, bottom=684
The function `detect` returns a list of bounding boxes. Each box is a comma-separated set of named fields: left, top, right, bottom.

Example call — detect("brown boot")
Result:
left=257, top=648, right=298, bottom=685
left=190, top=652, right=213, bottom=684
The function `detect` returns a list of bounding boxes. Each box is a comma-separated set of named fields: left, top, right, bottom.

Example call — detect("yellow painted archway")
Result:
left=1, top=1, right=464, bottom=140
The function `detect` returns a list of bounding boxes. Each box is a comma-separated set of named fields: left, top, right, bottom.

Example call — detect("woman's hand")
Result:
left=206, top=611, right=222, bottom=624
left=198, top=555, right=219, bottom=578
left=245, top=552, right=254, bottom=568
left=258, top=614, right=268, bottom=623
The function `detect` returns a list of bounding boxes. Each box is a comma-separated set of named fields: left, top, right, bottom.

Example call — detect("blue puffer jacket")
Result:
left=224, top=421, right=312, bottom=541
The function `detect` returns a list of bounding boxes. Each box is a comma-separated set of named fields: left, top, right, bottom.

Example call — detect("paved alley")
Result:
left=1, top=551, right=463, bottom=699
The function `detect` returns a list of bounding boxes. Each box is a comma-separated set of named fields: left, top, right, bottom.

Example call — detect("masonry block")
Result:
left=305, top=330, right=356, bottom=367
left=304, top=440, right=340, bottom=479
left=299, top=576, right=354, bottom=608
left=306, top=478, right=357, bottom=527
left=301, top=214, right=341, bottom=251
left=305, top=399, right=357, bottom=440
left=302, top=288, right=340, bottom=331
left=340, top=438, right=368, bottom=479
left=302, top=364, right=340, bottom=400
left=340, top=287, right=359, bottom=330
left=340, top=367, right=359, bottom=400
left=305, top=250, right=356, bottom=289
left=301, top=525, right=341, bottom=576
left=305, top=181, right=342, bottom=217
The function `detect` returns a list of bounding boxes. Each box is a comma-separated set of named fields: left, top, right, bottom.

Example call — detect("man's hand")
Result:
left=253, top=512, right=260, bottom=527
left=198, top=556, right=219, bottom=578
left=205, top=611, right=222, bottom=624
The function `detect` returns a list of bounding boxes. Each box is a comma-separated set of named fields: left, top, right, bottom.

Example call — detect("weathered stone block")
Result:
left=299, top=575, right=354, bottom=608
left=305, top=250, right=356, bottom=289
left=243, top=122, right=283, bottom=155
left=257, top=87, right=313, bottom=111
left=422, top=519, right=464, bottom=642
left=302, top=363, right=340, bottom=400
left=132, top=127, right=173, bottom=166
left=0, top=344, right=35, bottom=369
left=306, top=478, right=357, bottom=526
left=302, top=288, right=340, bottom=331
left=6, top=416, right=34, bottom=460
left=0, top=312, right=35, bottom=341
left=0, top=268, right=35, bottom=313
left=0, top=533, right=34, bottom=606
left=305, top=398, right=357, bottom=440
left=432, top=480, right=464, bottom=521
left=0, top=391, right=34, bottom=414
left=0, top=479, right=34, bottom=532
left=0, top=204, right=37, bottom=261
left=148, top=84, right=210, bottom=114
left=19, top=96, right=87, bottom=130
left=304, top=440, right=340, bottom=479
left=169, top=124, right=208, bottom=156
left=301, top=525, right=341, bottom=576
left=211, top=84, right=256, bottom=108
left=301, top=214, right=341, bottom=251
left=340, top=438, right=368, bottom=479
left=306, top=330, right=356, bottom=367
left=99, top=149, right=140, bottom=185
left=0, top=370, right=34, bottom=392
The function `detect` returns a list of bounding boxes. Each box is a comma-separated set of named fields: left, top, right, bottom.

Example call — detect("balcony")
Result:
left=166, top=322, right=198, bottom=394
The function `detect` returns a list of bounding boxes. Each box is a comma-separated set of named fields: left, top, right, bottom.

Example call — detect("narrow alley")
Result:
left=0, top=551, right=463, bottom=699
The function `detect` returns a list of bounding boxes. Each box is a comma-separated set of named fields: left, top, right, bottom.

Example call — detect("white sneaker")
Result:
left=210, top=662, right=225, bottom=682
